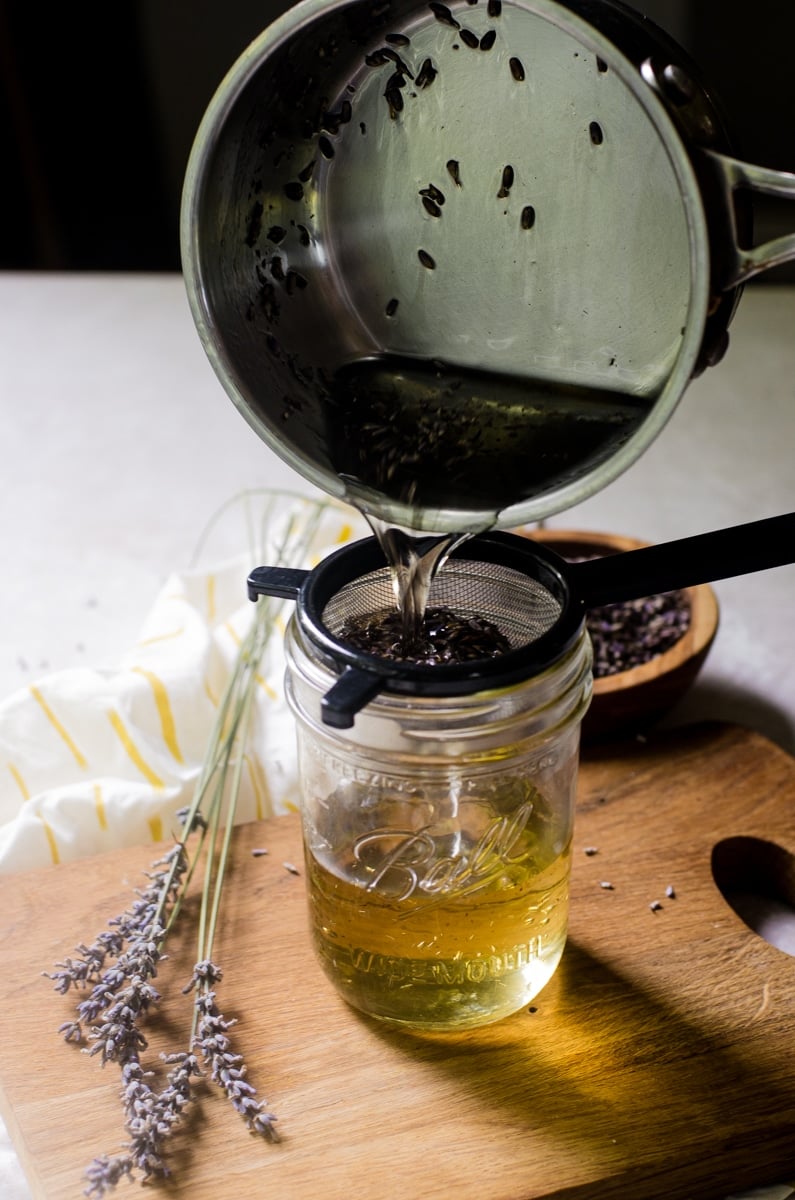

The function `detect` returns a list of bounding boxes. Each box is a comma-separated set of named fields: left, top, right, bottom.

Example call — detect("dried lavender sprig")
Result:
left=66, top=495, right=334, bottom=1192
left=78, top=569, right=291, bottom=1163
left=191, top=981, right=279, bottom=1142
left=185, top=637, right=281, bottom=1139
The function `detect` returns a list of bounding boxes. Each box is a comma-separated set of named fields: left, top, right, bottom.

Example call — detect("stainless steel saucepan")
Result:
left=181, top=0, right=795, bottom=532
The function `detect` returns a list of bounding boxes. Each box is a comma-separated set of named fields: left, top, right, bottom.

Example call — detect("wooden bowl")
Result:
left=519, top=528, right=720, bottom=741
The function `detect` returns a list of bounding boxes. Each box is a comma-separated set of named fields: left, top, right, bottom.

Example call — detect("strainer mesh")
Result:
left=321, top=559, right=562, bottom=652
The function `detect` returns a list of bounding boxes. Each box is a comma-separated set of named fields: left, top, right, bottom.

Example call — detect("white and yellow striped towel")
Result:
left=0, top=493, right=365, bottom=875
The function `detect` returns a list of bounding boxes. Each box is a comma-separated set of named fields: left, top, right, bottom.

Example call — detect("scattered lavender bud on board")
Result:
left=599, top=881, right=614, bottom=890
left=666, top=885, right=676, bottom=899
left=649, top=900, right=663, bottom=912
left=283, top=862, right=300, bottom=875
left=251, top=848, right=269, bottom=857
left=583, top=846, right=599, bottom=856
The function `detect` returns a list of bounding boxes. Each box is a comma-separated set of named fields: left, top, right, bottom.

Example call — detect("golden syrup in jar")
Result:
left=304, top=782, right=571, bottom=1030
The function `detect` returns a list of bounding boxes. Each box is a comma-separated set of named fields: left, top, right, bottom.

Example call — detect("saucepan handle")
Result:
left=570, top=512, right=795, bottom=608
left=702, top=149, right=795, bottom=288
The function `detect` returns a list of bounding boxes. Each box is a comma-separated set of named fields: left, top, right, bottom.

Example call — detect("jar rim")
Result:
left=285, top=612, right=592, bottom=751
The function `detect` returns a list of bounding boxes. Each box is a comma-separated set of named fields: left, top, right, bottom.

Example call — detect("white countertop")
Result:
left=0, top=272, right=793, bottom=1200
left=1, top=271, right=793, bottom=749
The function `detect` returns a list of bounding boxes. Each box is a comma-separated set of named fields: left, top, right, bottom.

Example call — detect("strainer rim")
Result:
left=296, top=531, right=586, bottom=689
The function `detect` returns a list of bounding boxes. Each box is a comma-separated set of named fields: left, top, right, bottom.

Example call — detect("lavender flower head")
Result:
left=84, top=1052, right=202, bottom=1197
left=188, top=963, right=279, bottom=1143
left=46, top=844, right=187, bottom=1003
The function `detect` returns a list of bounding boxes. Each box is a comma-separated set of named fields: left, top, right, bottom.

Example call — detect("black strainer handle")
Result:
left=569, top=512, right=795, bottom=607
left=247, top=565, right=309, bottom=601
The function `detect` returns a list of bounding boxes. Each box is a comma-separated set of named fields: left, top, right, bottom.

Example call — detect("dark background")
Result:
left=2, top=0, right=794, bottom=276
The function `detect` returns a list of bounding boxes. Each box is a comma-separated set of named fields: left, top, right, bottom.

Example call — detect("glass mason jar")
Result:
left=284, top=617, right=592, bottom=1031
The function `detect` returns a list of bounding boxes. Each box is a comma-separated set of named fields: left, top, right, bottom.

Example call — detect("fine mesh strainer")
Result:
left=248, top=513, right=795, bottom=727
left=322, top=557, right=562, bottom=650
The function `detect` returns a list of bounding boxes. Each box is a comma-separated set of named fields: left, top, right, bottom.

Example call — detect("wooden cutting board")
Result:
left=1, top=722, right=794, bottom=1200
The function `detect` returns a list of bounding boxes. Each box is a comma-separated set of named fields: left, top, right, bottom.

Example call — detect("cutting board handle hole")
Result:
left=711, top=835, right=795, bottom=957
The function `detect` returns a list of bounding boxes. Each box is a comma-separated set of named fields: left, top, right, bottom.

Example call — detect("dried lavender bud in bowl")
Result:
left=518, top=528, right=719, bottom=741
left=579, top=578, right=691, bottom=678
